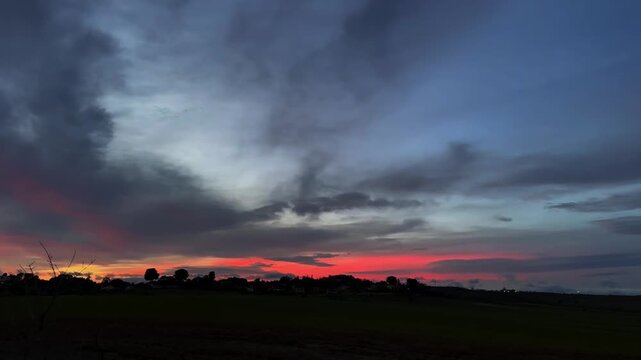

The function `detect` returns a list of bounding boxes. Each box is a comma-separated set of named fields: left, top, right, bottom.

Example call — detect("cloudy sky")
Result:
left=1, top=0, right=640, bottom=294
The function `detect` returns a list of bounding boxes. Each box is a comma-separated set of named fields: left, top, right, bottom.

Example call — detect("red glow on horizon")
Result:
left=85, top=252, right=530, bottom=282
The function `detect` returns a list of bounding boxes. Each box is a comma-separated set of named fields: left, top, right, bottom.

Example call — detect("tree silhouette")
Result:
left=406, top=278, right=419, bottom=291
left=208, top=271, right=216, bottom=281
left=386, top=276, right=398, bottom=286
left=144, top=268, right=159, bottom=282
left=174, top=268, right=189, bottom=281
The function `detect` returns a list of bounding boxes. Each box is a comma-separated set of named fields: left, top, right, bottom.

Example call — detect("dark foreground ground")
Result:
left=0, top=293, right=639, bottom=359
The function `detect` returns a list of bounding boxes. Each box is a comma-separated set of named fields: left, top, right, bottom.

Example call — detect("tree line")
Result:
left=0, top=266, right=421, bottom=296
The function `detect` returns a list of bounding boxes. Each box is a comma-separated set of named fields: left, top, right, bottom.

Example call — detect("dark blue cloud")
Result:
left=549, top=190, right=641, bottom=212
left=592, top=216, right=641, bottom=235
left=428, top=254, right=641, bottom=274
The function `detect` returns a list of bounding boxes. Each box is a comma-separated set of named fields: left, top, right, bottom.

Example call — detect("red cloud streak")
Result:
left=0, top=160, right=130, bottom=248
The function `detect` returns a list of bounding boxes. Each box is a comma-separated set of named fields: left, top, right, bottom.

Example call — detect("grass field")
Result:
left=1, top=293, right=640, bottom=359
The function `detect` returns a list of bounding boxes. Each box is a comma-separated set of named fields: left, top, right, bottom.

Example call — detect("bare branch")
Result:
left=39, top=241, right=57, bottom=278
left=78, top=258, right=96, bottom=274
left=66, top=249, right=77, bottom=272
left=18, top=264, right=27, bottom=274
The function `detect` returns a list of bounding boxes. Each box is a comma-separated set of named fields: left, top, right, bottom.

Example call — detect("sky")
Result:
left=1, top=0, right=640, bottom=294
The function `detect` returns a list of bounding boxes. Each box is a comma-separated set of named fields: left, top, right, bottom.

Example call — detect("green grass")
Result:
left=1, top=293, right=640, bottom=358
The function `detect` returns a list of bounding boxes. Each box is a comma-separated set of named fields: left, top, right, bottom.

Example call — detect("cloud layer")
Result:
left=1, top=0, right=641, bottom=294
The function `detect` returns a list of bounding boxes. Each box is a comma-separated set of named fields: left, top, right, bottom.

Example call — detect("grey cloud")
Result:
left=318, top=139, right=641, bottom=200
left=123, top=218, right=430, bottom=262
left=0, top=1, right=248, bottom=245
left=268, top=253, right=338, bottom=267
left=0, top=0, right=120, bottom=226
left=592, top=216, right=641, bottom=235
left=292, top=192, right=421, bottom=216
left=494, top=215, right=513, bottom=222
left=488, top=142, right=641, bottom=189
left=428, top=254, right=641, bottom=274
left=225, top=1, right=494, bottom=149
left=385, top=218, right=427, bottom=234
left=197, top=225, right=341, bottom=258
left=358, top=143, right=480, bottom=193
left=200, top=220, right=420, bottom=258
left=243, top=191, right=421, bottom=222
left=581, top=271, right=625, bottom=278
left=548, top=190, right=641, bottom=212
left=268, top=151, right=331, bottom=202
left=242, top=202, right=290, bottom=222
left=296, top=152, right=330, bottom=199
left=121, top=198, right=239, bottom=237
left=0, top=197, right=71, bottom=236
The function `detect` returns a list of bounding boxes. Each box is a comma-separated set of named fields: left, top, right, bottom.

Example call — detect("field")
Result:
left=0, top=293, right=640, bottom=359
